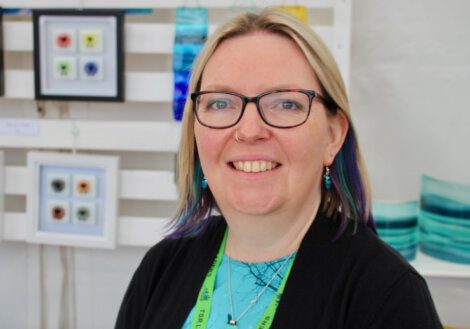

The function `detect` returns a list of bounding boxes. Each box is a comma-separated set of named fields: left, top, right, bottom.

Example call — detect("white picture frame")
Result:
left=26, top=152, right=119, bottom=249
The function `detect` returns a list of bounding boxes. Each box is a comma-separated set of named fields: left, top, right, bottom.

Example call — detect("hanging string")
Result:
left=39, top=245, right=47, bottom=329
left=70, top=248, right=77, bottom=329
left=71, top=120, right=79, bottom=155
left=59, top=246, right=69, bottom=329
left=56, top=101, right=78, bottom=328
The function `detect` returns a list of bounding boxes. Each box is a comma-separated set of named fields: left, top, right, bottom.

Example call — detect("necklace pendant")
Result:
left=227, top=319, right=238, bottom=327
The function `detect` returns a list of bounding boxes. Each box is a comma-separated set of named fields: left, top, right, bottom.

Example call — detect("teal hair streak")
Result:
left=168, top=160, right=214, bottom=238
left=330, top=128, right=375, bottom=237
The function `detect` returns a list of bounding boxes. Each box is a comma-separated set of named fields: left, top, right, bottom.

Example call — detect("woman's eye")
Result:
left=280, top=100, right=297, bottom=110
left=208, top=100, right=229, bottom=110
left=273, top=99, right=302, bottom=111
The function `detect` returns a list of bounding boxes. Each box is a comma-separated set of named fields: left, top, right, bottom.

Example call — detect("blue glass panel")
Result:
left=175, top=7, right=208, bottom=25
left=172, top=7, right=208, bottom=121
left=173, top=44, right=204, bottom=71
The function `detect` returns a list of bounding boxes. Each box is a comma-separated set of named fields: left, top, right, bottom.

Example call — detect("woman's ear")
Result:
left=324, top=110, right=349, bottom=166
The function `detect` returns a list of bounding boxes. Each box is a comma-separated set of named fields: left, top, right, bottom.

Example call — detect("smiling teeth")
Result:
left=233, top=161, right=279, bottom=173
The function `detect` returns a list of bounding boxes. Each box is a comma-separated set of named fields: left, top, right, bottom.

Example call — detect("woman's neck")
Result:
left=223, top=200, right=320, bottom=262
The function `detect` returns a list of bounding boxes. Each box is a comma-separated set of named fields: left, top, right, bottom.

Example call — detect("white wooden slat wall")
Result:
left=0, top=1, right=351, bottom=247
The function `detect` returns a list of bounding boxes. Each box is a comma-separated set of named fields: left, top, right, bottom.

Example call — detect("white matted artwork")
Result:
left=33, top=9, right=124, bottom=101
left=27, top=152, right=119, bottom=249
left=0, top=151, right=4, bottom=242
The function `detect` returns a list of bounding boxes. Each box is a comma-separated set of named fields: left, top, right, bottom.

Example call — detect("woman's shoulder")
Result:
left=342, top=218, right=415, bottom=274
left=287, top=214, right=442, bottom=328
left=302, top=213, right=422, bottom=297
left=337, top=221, right=442, bottom=328
left=114, top=216, right=226, bottom=329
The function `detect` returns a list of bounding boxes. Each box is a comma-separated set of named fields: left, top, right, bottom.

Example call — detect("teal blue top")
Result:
left=182, top=253, right=295, bottom=329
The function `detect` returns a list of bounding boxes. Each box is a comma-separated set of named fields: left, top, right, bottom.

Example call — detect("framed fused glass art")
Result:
left=33, top=9, right=124, bottom=101
left=0, top=7, right=4, bottom=97
left=27, top=152, right=119, bottom=248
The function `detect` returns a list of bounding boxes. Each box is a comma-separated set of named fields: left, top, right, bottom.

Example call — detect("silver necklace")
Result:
left=226, top=252, right=294, bottom=327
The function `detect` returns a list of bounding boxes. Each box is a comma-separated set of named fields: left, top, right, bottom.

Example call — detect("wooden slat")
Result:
left=3, top=212, right=27, bottom=241
left=2, top=212, right=170, bottom=247
left=118, top=216, right=169, bottom=246
left=3, top=70, right=173, bottom=102
left=3, top=22, right=332, bottom=53
left=0, top=119, right=181, bottom=152
left=0, top=0, right=333, bottom=9
left=120, top=169, right=178, bottom=201
left=5, top=166, right=178, bottom=200
left=4, top=166, right=29, bottom=196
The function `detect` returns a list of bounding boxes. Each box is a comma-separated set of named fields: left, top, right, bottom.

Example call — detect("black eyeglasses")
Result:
left=191, top=89, right=334, bottom=129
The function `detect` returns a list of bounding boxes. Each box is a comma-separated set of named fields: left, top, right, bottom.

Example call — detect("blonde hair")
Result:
left=170, top=8, right=373, bottom=237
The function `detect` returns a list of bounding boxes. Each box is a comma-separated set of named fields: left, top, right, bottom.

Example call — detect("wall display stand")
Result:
left=33, top=9, right=124, bottom=102
left=27, top=152, right=119, bottom=249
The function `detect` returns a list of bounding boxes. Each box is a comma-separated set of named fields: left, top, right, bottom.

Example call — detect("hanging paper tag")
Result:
left=275, top=6, right=308, bottom=23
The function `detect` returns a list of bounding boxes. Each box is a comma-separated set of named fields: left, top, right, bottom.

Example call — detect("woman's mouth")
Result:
left=231, top=160, right=280, bottom=173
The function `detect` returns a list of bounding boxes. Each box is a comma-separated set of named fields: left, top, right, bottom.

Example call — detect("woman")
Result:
left=116, top=9, right=442, bottom=329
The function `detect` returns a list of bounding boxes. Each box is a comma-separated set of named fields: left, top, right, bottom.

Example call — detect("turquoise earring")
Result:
left=202, top=176, right=208, bottom=190
left=324, top=166, right=331, bottom=190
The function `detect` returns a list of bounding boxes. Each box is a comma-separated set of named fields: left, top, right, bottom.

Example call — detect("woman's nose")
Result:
left=235, top=102, right=270, bottom=143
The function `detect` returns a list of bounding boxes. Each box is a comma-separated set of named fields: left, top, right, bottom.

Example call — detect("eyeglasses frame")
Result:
left=190, top=88, right=336, bottom=129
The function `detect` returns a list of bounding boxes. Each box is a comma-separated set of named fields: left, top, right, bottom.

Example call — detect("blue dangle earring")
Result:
left=202, top=176, right=208, bottom=190
left=324, top=166, right=332, bottom=190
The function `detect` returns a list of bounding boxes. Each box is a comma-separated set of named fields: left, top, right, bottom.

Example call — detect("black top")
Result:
left=115, top=212, right=443, bottom=329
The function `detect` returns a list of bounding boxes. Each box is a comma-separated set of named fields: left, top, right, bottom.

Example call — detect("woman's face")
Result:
left=195, top=32, right=346, bottom=218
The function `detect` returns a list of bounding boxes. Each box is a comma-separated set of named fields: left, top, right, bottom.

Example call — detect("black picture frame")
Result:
left=33, top=9, right=125, bottom=102
left=0, top=7, right=5, bottom=97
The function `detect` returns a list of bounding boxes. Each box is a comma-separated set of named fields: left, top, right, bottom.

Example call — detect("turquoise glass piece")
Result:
left=419, top=175, right=470, bottom=264
left=373, top=201, right=419, bottom=224
left=420, top=242, right=470, bottom=264
left=394, top=244, right=418, bottom=261
left=372, top=201, right=419, bottom=261
left=381, top=232, right=419, bottom=246
left=377, top=227, right=416, bottom=237
left=419, top=213, right=470, bottom=241
left=420, top=175, right=470, bottom=219
left=420, top=229, right=470, bottom=251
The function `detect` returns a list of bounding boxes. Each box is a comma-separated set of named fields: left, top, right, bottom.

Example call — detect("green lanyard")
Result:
left=190, top=229, right=295, bottom=329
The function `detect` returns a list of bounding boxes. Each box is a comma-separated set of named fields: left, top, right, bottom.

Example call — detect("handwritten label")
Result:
left=0, top=120, right=40, bottom=136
